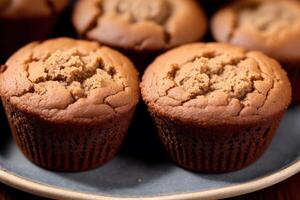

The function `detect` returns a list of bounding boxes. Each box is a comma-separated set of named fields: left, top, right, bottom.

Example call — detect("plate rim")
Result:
left=0, top=159, right=299, bottom=200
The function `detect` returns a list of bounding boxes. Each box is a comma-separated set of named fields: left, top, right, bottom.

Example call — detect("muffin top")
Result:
left=211, top=0, right=300, bottom=62
left=72, top=0, right=207, bottom=51
left=0, top=0, right=69, bottom=19
left=141, top=43, right=291, bottom=125
left=0, top=38, right=139, bottom=123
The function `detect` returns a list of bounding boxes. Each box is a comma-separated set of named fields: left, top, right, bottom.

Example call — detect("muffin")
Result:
left=0, top=0, right=69, bottom=61
left=211, top=0, right=300, bottom=104
left=72, top=0, right=207, bottom=71
left=0, top=38, right=139, bottom=171
left=141, top=43, right=291, bottom=172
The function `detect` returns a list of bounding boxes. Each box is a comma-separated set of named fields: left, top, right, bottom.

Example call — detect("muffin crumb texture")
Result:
left=168, top=54, right=263, bottom=100
left=160, top=53, right=269, bottom=116
left=142, top=43, right=291, bottom=121
left=28, top=48, right=122, bottom=101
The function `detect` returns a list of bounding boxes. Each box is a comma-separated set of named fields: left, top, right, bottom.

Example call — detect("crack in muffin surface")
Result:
left=0, top=38, right=140, bottom=121
left=161, top=53, right=266, bottom=109
left=141, top=43, right=291, bottom=121
left=26, top=48, right=123, bottom=101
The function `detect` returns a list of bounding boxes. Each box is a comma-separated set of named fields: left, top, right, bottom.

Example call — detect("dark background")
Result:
left=0, top=0, right=299, bottom=199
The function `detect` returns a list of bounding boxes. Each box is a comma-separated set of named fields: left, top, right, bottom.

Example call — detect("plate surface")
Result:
left=0, top=107, right=299, bottom=200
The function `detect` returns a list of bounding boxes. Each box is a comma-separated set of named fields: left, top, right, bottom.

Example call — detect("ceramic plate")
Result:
left=0, top=107, right=299, bottom=200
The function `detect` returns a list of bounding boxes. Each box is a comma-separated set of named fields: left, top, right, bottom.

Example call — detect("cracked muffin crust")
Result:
left=0, top=38, right=139, bottom=171
left=142, top=43, right=291, bottom=124
left=211, top=0, right=300, bottom=104
left=0, top=37, right=139, bottom=122
left=72, top=0, right=207, bottom=51
left=211, top=0, right=300, bottom=62
left=141, top=43, right=291, bottom=172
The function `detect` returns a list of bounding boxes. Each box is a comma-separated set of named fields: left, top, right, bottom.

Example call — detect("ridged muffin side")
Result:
left=141, top=43, right=291, bottom=172
left=0, top=37, right=140, bottom=171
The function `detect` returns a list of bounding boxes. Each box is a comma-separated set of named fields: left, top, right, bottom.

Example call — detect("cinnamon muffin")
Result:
left=211, top=0, right=300, bottom=104
left=141, top=43, right=291, bottom=172
left=0, top=0, right=69, bottom=61
left=0, top=38, right=139, bottom=171
left=72, top=0, right=207, bottom=70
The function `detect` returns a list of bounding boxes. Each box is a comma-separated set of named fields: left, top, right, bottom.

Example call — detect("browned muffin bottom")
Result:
left=0, top=0, right=69, bottom=61
left=141, top=43, right=291, bottom=172
left=72, top=0, right=207, bottom=52
left=0, top=38, right=139, bottom=171
left=211, top=0, right=300, bottom=103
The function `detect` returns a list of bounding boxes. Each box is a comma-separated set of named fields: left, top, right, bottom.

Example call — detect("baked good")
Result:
left=0, top=0, right=69, bottom=61
left=141, top=43, right=291, bottom=172
left=0, top=37, right=139, bottom=171
left=211, top=0, right=300, bottom=104
left=72, top=0, right=207, bottom=51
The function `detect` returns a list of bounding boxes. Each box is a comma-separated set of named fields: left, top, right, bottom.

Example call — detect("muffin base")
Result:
left=2, top=98, right=134, bottom=172
left=151, top=112, right=283, bottom=173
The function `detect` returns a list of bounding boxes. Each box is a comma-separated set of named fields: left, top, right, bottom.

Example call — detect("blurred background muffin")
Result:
left=0, top=0, right=69, bottom=62
left=72, top=0, right=207, bottom=71
left=72, top=0, right=208, bottom=162
left=141, top=43, right=291, bottom=172
left=0, top=37, right=140, bottom=171
left=211, top=0, right=300, bottom=104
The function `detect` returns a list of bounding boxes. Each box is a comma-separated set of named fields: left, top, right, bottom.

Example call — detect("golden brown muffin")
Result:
left=141, top=43, right=291, bottom=172
left=0, top=0, right=69, bottom=61
left=0, top=37, right=140, bottom=171
left=211, top=0, right=300, bottom=104
left=72, top=0, right=207, bottom=52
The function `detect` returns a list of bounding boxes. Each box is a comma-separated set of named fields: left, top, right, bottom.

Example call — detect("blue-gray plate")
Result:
left=0, top=107, right=299, bottom=200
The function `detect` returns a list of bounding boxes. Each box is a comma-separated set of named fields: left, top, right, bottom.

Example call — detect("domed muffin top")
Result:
left=72, top=0, right=207, bottom=51
left=0, top=0, right=69, bottom=18
left=141, top=43, right=291, bottom=125
left=212, top=0, right=300, bottom=62
left=0, top=38, right=139, bottom=123
left=103, top=0, right=171, bottom=24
